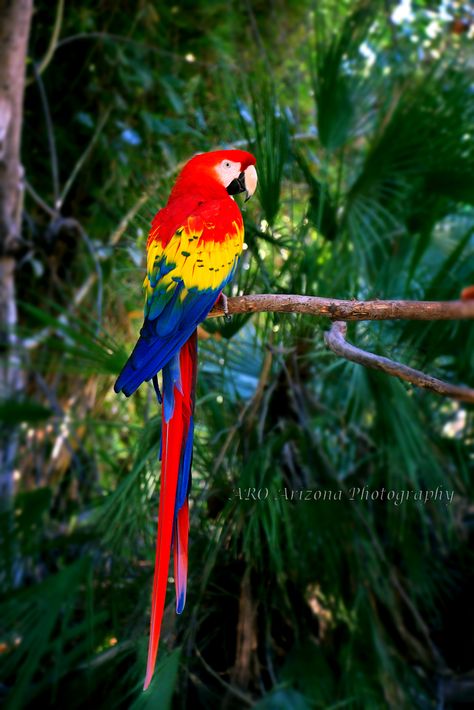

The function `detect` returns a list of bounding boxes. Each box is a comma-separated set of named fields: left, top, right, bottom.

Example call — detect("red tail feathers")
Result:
left=143, top=333, right=196, bottom=690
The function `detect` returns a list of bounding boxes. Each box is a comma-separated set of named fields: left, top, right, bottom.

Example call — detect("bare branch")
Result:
left=25, top=0, right=64, bottom=85
left=212, top=339, right=273, bottom=475
left=195, top=649, right=254, bottom=706
left=57, top=108, right=111, bottom=212
left=325, top=321, right=474, bottom=403
left=33, top=64, right=59, bottom=207
left=56, top=32, right=216, bottom=68
left=23, top=187, right=157, bottom=350
left=208, top=293, right=474, bottom=403
left=209, top=293, right=474, bottom=321
left=24, top=180, right=56, bottom=218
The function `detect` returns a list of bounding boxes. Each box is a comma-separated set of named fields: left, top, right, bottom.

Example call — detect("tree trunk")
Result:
left=0, top=0, right=33, bottom=500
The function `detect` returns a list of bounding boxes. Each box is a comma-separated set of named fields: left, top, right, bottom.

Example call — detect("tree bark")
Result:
left=208, top=293, right=474, bottom=404
left=0, top=0, right=33, bottom=500
left=209, top=293, right=474, bottom=321
left=0, top=0, right=31, bottom=255
left=325, top=321, right=474, bottom=403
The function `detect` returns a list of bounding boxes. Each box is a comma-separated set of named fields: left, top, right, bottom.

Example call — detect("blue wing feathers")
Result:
left=155, top=283, right=186, bottom=337
left=149, top=259, right=174, bottom=288
left=114, top=289, right=218, bottom=397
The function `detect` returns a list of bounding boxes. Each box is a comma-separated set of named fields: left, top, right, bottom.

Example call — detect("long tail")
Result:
left=143, top=331, right=197, bottom=690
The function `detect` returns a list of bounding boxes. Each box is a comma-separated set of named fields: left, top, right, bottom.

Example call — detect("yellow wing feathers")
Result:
left=144, top=216, right=244, bottom=297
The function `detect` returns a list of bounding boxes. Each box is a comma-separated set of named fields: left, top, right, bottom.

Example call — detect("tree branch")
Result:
left=26, top=0, right=64, bottom=85
left=325, top=321, right=474, bottom=403
left=0, top=0, right=33, bottom=502
left=208, top=293, right=474, bottom=321
left=208, top=293, right=474, bottom=404
left=33, top=63, right=59, bottom=207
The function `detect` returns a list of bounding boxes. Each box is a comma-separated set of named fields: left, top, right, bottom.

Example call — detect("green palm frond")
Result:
left=1, top=558, right=99, bottom=709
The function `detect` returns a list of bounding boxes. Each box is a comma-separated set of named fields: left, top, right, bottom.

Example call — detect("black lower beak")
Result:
left=226, top=171, right=246, bottom=196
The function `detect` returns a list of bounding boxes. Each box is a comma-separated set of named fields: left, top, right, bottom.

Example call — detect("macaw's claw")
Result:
left=219, top=293, right=232, bottom=323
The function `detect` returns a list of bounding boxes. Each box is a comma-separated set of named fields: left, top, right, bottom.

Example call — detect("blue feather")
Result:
left=155, top=282, right=185, bottom=337
left=176, top=586, right=186, bottom=615
left=115, top=288, right=218, bottom=397
left=176, top=419, right=193, bottom=510
left=162, top=351, right=181, bottom=422
left=149, top=259, right=174, bottom=289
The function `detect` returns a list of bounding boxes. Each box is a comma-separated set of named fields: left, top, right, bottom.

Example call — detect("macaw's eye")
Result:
left=223, top=161, right=231, bottom=168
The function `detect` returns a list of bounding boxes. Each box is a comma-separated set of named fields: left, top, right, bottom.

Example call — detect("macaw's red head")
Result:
left=170, top=149, right=257, bottom=203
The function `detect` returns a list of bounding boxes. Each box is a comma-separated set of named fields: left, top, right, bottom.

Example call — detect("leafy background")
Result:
left=1, top=1, right=474, bottom=708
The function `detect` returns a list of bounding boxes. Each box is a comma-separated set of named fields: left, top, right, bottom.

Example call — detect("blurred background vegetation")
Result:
left=1, top=0, right=474, bottom=708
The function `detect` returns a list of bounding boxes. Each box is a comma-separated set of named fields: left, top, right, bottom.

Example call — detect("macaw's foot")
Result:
left=218, top=292, right=232, bottom=323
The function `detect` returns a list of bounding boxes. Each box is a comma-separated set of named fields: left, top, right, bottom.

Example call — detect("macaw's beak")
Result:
left=226, top=164, right=258, bottom=201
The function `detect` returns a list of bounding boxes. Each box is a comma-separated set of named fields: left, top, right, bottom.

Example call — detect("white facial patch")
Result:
left=214, top=159, right=242, bottom=188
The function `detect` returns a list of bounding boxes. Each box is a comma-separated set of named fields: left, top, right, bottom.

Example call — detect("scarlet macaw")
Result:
left=115, top=150, right=257, bottom=689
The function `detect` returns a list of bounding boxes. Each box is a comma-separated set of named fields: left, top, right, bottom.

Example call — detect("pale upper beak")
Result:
left=243, top=164, right=257, bottom=201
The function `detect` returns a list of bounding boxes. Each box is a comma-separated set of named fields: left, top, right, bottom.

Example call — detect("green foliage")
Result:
left=131, top=648, right=181, bottom=709
left=312, top=0, right=379, bottom=152
left=253, top=688, right=314, bottom=710
left=0, top=399, right=52, bottom=424
left=1, top=558, right=96, bottom=710
left=3, top=1, right=474, bottom=709
left=240, top=83, right=290, bottom=226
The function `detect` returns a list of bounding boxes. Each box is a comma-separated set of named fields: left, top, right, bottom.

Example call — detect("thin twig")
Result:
left=33, top=64, right=60, bottom=207
left=230, top=132, right=318, bottom=149
left=109, top=184, right=158, bottom=246
left=243, top=0, right=271, bottom=72
left=56, top=32, right=216, bottom=67
left=244, top=341, right=273, bottom=431
left=34, top=372, right=82, bottom=469
left=57, top=109, right=111, bottom=211
left=337, top=470, right=448, bottom=670
left=26, top=0, right=64, bottom=85
left=209, top=293, right=474, bottom=321
left=24, top=181, right=56, bottom=218
left=195, top=649, right=254, bottom=706
left=77, top=223, right=103, bottom=326
left=325, top=321, right=474, bottom=403
left=23, top=187, right=158, bottom=350
left=212, top=341, right=273, bottom=475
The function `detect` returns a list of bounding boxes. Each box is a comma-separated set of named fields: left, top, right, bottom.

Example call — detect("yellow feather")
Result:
left=144, top=218, right=243, bottom=302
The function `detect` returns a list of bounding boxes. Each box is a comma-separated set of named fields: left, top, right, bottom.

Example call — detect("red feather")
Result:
left=143, top=334, right=196, bottom=690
